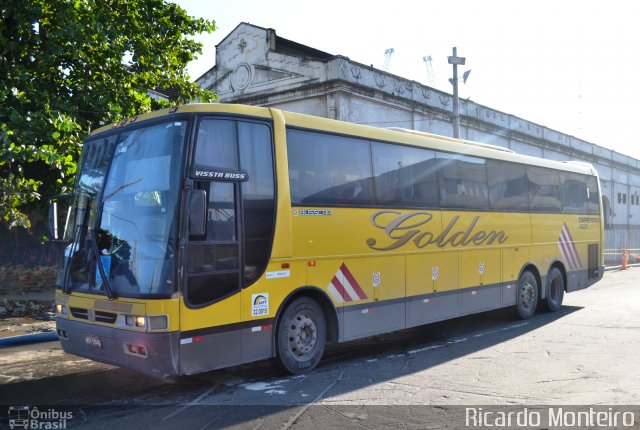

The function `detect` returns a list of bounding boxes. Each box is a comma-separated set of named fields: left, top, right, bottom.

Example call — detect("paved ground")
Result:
left=0, top=317, right=55, bottom=339
left=0, top=268, right=639, bottom=428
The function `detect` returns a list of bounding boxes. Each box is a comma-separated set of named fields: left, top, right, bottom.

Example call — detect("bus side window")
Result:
left=528, top=166, right=561, bottom=212
left=238, top=122, right=275, bottom=286
left=186, top=119, right=242, bottom=307
left=372, top=142, right=438, bottom=208
left=437, top=153, right=489, bottom=210
left=487, top=159, right=530, bottom=211
left=287, top=129, right=373, bottom=206
left=586, top=176, right=601, bottom=215
left=560, top=172, right=588, bottom=214
left=186, top=181, right=240, bottom=307
left=194, top=120, right=238, bottom=170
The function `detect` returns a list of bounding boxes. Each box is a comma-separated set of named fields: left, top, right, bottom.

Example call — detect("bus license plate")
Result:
left=85, top=335, right=102, bottom=348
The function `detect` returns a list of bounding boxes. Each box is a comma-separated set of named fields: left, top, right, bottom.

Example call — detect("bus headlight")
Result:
left=56, top=304, right=68, bottom=316
left=123, top=314, right=168, bottom=331
left=125, top=314, right=146, bottom=327
left=135, top=316, right=146, bottom=327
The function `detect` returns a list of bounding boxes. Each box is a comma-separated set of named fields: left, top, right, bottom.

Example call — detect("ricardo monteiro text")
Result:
left=465, top=407, right=636, bottom=427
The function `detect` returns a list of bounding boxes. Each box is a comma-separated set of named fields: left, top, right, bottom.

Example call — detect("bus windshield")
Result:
left=60, top=120, right=188, bottom=298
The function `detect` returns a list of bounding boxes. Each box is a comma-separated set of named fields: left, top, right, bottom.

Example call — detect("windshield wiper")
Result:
left=103, top=178, right=143, bottom=201
left=62, top=225, right=81, bottom=294
left=88, top=229, right=115, bottom=300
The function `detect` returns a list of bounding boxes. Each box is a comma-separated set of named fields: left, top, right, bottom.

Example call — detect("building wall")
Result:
left=197, top=23, right=640, bottom=257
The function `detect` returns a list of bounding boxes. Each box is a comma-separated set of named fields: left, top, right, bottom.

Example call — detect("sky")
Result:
left=171, top=0, right=640, bottom=160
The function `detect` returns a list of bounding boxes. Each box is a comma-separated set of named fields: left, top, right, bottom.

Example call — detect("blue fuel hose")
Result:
left=0, top=332, right=58, bottom=347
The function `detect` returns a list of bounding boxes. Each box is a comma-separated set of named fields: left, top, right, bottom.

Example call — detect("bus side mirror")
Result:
left=48, top=195, right=71, bottom=241
left=188, top=190, right=206, bottom=236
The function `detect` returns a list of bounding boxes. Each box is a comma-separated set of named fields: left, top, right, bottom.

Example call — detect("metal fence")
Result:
left=604, top=248, right=640, bottom=267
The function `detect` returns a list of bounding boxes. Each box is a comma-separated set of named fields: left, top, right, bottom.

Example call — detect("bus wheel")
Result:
left=516, top=271, right=539, bottom=319
left=544, top=268, right=565, bottom=312
left=276, top=297, right=326, bottom=374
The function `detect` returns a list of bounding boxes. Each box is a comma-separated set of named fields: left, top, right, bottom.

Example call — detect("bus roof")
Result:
left=280, top=109, right=597, bottom=177
left=89, top=103, right=272, bottom=136
left=89, top=103, right=597, bottom=177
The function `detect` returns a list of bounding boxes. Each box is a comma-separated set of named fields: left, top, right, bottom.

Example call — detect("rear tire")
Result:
left=276, top=297, right=326, bottom=374
left=516, top=270, right=539, bottom=319
left=544, top=267, right=565, bottom=312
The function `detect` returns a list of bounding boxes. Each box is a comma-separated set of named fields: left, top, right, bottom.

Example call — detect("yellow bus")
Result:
left=52, top=103, right=604, bottom=377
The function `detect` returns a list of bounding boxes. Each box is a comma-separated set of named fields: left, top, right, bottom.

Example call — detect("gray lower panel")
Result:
left=567, top=269, right=595, bottom=292
left=344, top=283, right=513, bottom=342
left=179, top=324, right=274, bottom=375
left=595, top=265, right=605, bottom=284
left=340, top=300, right=405, bottom=341
left=242, top=326, right=273, bottom=364
left=407, top=291, right=459, bottom=327
left=180, top=330, right=241, bottom=375
left=56, top=318, right=180, bottom=378
left=502, top=282, right=517, bottom=305
left=460, top=284, right=502, bottom=314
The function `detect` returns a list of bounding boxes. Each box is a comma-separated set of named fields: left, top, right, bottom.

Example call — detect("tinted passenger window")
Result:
left=438, top=153, right=489, bottom=209
left=586, top=176, right=600, bottom=215
left=186, top=119, right=275, bottom=307
left=287, top=129, right=373, bottom=205
left=194, top=120, right=238, bottom=169
left=487, top=160, right=529, bottom=211
left=187, top=181, right=240, bottom=306
left=239, top=122, right=275, bottom=286
left=372, top=143, right=439, bottom=207
left=207, top=182, right=236, bottom=242
left=529, top=167, right=561, bottom=212
left=561, top=172, right=588, bottom=213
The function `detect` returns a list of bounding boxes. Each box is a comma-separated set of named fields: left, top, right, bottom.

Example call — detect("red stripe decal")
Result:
left=563, top=225, right=582, bottom=268
left=331, top=276, right=351, bottom=302
left=558, top=224, right=582, bottom=269
left=562, top=223, right=575, bottom=243
left=559, top=238, right=576, bottom=269
left=340, top=263, right=367, bottom=300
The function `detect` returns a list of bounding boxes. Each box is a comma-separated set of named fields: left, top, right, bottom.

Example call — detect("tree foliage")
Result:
left=0, top=0, right=216, bottom=228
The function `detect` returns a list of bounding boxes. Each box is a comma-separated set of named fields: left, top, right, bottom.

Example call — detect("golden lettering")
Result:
left=367, top=211, right=433, bottom=251
left=367, top=210, right=508, bottom=251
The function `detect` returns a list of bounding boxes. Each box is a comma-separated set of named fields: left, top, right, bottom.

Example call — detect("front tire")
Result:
left=276, top=297, right=326, bottom=374
left=544, top=268, right=565, bottom=312
left=516, top=270, right=539, bottom=319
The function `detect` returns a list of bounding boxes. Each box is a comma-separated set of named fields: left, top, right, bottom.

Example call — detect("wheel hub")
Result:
left=288, top=313, right=317, bottom=358
left=521, top=281, right=535, bottom=308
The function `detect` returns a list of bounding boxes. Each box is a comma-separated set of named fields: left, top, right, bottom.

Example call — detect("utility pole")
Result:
left=448, top=47, right=466, bottom=138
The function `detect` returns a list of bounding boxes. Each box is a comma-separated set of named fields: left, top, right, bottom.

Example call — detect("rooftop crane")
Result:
left=383, top=48, right=394, bottom=72
left=423, top=55, right=436, bottom=87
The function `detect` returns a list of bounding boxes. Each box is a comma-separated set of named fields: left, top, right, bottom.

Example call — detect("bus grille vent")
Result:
left=70, top=307, right=88, bottom=319
left=588, top=244, right=599, bottom=280
left=70, top=307, right=117, bottom=324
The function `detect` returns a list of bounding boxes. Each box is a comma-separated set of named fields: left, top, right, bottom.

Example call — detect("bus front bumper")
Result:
left=56, top=318, right=180, bottom=378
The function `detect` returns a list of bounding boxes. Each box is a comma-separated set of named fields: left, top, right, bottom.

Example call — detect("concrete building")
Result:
left=196, top=23, right=640, bottom=259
